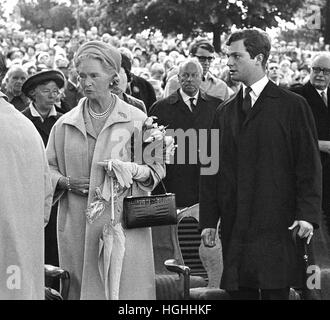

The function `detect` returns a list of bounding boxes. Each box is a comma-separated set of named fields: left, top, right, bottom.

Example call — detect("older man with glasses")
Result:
left=163, top=39, right=233, bottom=101
left=292, top=53, right=330, bottom=277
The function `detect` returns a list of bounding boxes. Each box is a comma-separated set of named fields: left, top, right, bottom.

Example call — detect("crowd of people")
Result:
left=0, top=25, right=327, bottom=104
left=1, top=23, right=330, bottom=300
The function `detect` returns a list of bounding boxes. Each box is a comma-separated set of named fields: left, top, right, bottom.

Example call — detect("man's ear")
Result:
left=255, top=53, right=264, bottom=65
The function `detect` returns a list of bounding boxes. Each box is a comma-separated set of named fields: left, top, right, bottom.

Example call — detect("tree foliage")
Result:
left=17, top=0, right=76, bottom=31
left=94, top=0, right=305, bottom=51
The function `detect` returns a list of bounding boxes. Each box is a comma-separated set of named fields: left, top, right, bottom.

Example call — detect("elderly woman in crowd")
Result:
left=46, top=41, right=167, bottom=300
left=21, top=70, right=65, bottom=272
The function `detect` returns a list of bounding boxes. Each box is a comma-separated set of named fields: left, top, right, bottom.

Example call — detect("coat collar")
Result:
left=167, top=89, right=212, bottom=105
left=305, top=81, right=329, bottom=108
left=62, top=96, right=132, bottom=135
left=243, top=80, right=280, bottom=124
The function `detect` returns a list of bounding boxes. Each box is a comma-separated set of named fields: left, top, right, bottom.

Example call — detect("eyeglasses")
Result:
left=180, top=73, right=201, bottom=80
left=40, top=89, right=60, bottom=96
left=312, top=67, right=330, bottom=76
left=194, top=55, right=214, bottom=62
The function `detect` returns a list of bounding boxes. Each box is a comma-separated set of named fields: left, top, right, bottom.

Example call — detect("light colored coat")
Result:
left=46, top=97, right=165, bottom=300
left=0, top=92, right=52, bottom=300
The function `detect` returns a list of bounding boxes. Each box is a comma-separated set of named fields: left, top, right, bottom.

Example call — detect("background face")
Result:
left=267, top=62, right=280, bottom=79
left=178, top=62, right=202, bottom=96
left=194, top=47, right=214, bottom=76
left=7, top=70, right=27, bottom=95
left=310, top=56, right=330, bottom=90
left=118, top=67, right=128, bottom=92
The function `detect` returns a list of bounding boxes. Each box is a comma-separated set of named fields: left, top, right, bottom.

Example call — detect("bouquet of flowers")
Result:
left=141, top=116, right=176, bottom=165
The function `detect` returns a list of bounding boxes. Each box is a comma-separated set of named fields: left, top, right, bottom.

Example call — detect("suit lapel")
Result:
left=225, top=88, right=242, bottom=145
left=243, top=81, right=279, bottom=126
left=306, top=81, right=328, bottom=109
left=173, top=90, right=195, bottom=115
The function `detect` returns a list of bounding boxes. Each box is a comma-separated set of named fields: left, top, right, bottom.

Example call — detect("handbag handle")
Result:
left=130, top=134, right=168, bottom=196
left=128, top=164, right=167, bottom=196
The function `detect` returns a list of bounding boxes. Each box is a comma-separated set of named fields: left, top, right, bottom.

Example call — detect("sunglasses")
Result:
left=194, top=55, right=214, bottom=62
left=312, top=67, right=330, bottom=76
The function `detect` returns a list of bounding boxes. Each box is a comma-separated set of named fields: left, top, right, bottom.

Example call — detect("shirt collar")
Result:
left=204, top=72, right=215, bottom=83
left=68, top=79, right=78, bottom=88
left=29, top=102, right=57, bottom=123
left=242, top=75, right=269, bottom=98
left=316, top=87, right=328, bottom=96
left=180, top=88, right=199, bottom=104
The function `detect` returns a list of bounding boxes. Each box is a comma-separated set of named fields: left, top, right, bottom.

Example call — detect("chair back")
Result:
left=177, top=204, right=222, bottom=286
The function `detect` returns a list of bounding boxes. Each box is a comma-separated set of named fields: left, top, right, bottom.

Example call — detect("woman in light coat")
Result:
left=46, top=41, right=166, bottom=300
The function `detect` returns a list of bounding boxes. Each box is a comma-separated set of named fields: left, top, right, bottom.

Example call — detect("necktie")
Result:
left=242, top=87, right=252, bottom=115
left=189, top=97, right=196, bottom=112
left=321, top=91, right=328, bottom=107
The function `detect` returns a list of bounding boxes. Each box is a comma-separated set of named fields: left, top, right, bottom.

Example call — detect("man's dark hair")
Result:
left=226, top=29, right=271, bottom=68
left=121, top=53, right=132, bottom=83
left=189, top=39, right=215, bottom=56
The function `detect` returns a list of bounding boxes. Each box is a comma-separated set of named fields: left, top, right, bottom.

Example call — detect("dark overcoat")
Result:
left=22, top=106, right=62, bottom=146
left=200, top=81, right=322, bottom=290
left=149, top=89, right=222, bottom=207
left=292, top=82, right=330, bottom=223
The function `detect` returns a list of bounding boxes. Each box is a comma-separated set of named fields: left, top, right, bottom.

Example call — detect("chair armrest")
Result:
left=164, top=259, right=190, bottom=275
left=44, top=264, right=70, bottom=279
left=44, top=265, right=70, bottom=300
left=164, top=259, right=191, bottom=299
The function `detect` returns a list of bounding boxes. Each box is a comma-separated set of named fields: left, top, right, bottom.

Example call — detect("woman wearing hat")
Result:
left=21, top=70, right=65, bottom=146
left=46, top=41, right=166, bottom=300
left=21, top=69, right=66, bottom=273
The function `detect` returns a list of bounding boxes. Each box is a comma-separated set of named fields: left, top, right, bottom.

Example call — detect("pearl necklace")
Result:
left=88, top=98, right=115, bottom=120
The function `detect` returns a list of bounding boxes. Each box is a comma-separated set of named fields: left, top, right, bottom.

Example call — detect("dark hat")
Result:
left=22, top=70, right=65, bottom=97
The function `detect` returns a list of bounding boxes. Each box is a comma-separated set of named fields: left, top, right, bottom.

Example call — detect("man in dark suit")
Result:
left=291, top=54, right=330, bottom=232
left=149, top=58, right=222, bottom=208
left=199, top=29, right=322, bottom=300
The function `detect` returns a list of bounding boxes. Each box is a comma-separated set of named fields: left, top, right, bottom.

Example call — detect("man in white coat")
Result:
left=0, top=90, right=53, bottom=299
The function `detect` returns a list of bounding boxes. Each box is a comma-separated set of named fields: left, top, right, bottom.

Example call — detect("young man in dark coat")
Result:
left=149, top=58, right=222, bottom=208
left=199, top=29, right=322, bottom=300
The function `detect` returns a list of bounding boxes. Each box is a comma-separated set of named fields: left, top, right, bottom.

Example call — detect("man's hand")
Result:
left=288, top=220, right=314, bottom=244
left=318, top=140, right=330, bottom=154
left=201, top=228, right=217, bottom=247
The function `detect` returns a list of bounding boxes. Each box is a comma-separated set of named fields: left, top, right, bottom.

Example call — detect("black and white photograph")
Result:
left=0, top=0, right=330, bottom=306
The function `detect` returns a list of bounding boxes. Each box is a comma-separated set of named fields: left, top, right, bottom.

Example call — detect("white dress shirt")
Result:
left=242, top=75, right=269, bottom=108
left=180, top=89, right=199, bottom=112
left=316, top=87, right=328, bottom=106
